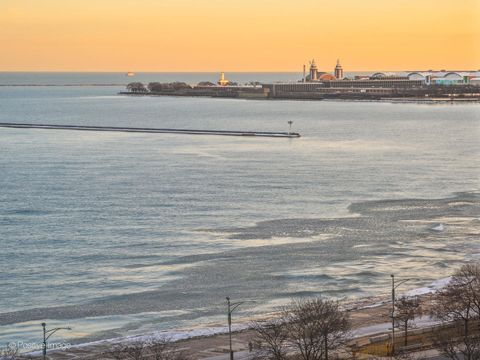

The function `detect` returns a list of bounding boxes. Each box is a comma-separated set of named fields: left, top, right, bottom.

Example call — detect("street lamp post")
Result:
left=390, top=275, right=411, bottom=357
left=42, top=322, right=71, bottom=360
left=390, top=275, right=395, bottom=357
left=226, top=297, right=244, bottom=360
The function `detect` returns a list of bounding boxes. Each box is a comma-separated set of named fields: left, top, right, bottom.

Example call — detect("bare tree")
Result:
left=283, top=298, right=351, bottom=360
left=147, top=82, right=191, bottom=93
left=1, top=343, right=19, bottom=360
left=434, top=331, right=480, bottom=360
left=171, top=82, right=191, bottom=91
left=250, top=318, right=289, bottom=360
left=122, top=341, right=146, bottom=360
left=452, top=264, right=480, bottom=317
left=126, top=82, right=147, bottom=93
left=148, top=82, right=163, bottom=92
left=197, top=81, right=215, bottom=87
left=105, top=345, right=126, bottom=360
left=431, top=263, right=480, bottom=360
left=102, top=338, right=188, bottom=360
left=103, top=342, right=145, bottom=360
left=395, top=296, right=421, bottom=346
left=432, top=264, right=480, bottom=337
left=147, top=338, right=189, bottom=360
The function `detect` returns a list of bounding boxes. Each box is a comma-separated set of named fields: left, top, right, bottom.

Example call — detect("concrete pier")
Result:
left=0, top=122, right=301, bottom=138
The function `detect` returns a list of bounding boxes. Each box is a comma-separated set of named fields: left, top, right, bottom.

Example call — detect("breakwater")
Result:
left=0, top=122, right=301, bottom=138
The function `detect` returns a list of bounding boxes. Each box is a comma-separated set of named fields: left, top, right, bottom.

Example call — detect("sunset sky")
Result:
left=1, top=0, right=479, bottom=72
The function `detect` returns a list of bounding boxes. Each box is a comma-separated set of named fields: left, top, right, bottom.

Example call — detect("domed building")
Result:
left=319, top=73, right=336, bottom=81
left=305, top=59, right=338, bottom=82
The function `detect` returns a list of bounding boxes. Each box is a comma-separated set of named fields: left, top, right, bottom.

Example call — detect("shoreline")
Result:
left=17, top=278, right=449, bottom=359
left=1, top=84, right=478, bottom=103
left=118, top=91, right=480, bottom=103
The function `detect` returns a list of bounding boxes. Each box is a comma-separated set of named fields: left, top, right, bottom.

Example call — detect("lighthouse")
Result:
left=334, top=59, right=343, bottom=80
left=218, top=72, right=230, bottom=86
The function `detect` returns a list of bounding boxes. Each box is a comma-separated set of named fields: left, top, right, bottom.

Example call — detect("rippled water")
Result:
left=0, top=74, right=479, bottom=347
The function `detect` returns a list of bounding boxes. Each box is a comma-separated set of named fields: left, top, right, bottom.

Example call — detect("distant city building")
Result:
left=471, top=78, right=480, bottom=86
left=369, top=72, right=407, bottom=79
left=319, top=73, right=336, bottom=81
left=306, top=59, right=340, bottom=82
left=218, top=72, right=230, bottom=86
left=304, top=60, right=479, bottom=86
left=407, top=71, right=479, bottom=85
left=334, top=59, right=343, bottom=80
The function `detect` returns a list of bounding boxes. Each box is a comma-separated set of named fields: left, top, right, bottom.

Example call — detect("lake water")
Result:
left=0, top=73, right=479, bottom=348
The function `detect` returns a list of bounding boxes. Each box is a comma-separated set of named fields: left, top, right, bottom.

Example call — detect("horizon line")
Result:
left=1, top=69, right=479, bottom=73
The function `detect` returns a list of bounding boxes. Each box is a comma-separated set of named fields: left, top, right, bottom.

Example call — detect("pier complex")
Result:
left=123, top=60, right=480, bottom=101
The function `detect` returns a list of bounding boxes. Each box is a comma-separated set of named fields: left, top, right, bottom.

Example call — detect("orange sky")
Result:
left=1, top=0, right=479, bottom=72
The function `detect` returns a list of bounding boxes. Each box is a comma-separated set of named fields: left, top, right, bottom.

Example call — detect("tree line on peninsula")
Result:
left=126, top=80, right=256, bottom=93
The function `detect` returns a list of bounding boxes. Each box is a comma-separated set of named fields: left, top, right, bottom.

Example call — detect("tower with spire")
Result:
left=334, top=59, right=343, bottom=80
left=309, top=59, right=318, bottom=81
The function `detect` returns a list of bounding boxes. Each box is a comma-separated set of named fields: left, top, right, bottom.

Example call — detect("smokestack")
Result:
left=303, top=64, right=306, bottom=83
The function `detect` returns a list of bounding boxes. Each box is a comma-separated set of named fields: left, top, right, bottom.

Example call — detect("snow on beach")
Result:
left=19, top=277, right=454, bottom=358
left=18, top=324, right=250, bottom=357
left=344, top=277, right=452, bottom=312
left=404, top=277, right=451, bottom=297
